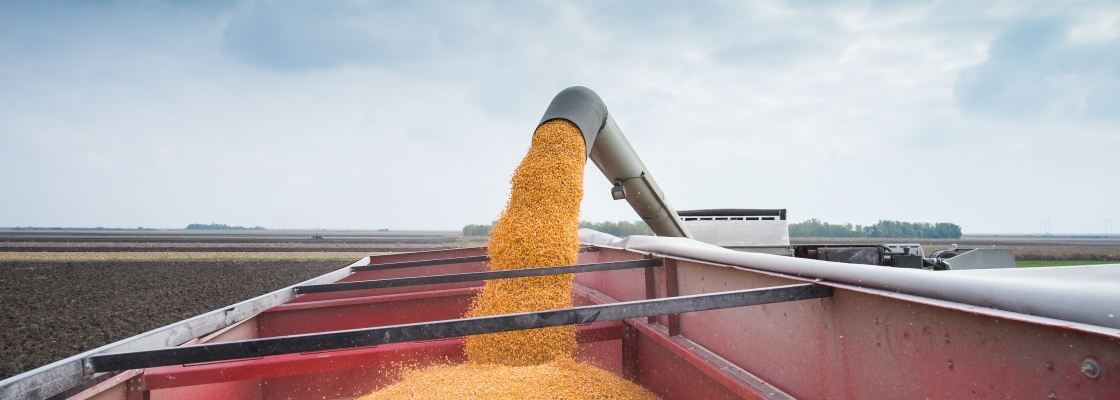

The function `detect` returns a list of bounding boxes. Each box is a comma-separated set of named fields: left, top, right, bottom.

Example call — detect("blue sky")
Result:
left=1, top=1, right=1117, bottom=233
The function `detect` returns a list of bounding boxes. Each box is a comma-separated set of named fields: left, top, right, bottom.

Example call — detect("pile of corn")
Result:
left=363, top=358, right=653, bottom=399
left=360, top=120, right=657, bottom=399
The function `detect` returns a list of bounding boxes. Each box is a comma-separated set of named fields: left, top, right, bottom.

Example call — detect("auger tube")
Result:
left=538, top=86, right=693, bottom=239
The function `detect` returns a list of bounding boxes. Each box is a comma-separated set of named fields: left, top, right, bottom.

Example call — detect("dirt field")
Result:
left=0, top=259, right=353, bottom=380
left=0, top=229, right=479, bottom=253
left=0, top=229, right=486, bottom=381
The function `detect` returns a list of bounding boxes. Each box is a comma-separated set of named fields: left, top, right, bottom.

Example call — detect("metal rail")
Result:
left=351, top=255, right=489, bottom=272
left=299, top=259, right=661, bottom=294
left=349, top=246, right=599, bottom=272
left=87, top=283, right=832, bottom=372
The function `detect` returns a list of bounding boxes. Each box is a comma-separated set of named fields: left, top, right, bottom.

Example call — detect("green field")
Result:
left=1016, top=260, right=1119, bottom=268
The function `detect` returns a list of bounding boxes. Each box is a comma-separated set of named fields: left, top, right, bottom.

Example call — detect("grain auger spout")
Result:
left=536, top=86, right=693, bottom=239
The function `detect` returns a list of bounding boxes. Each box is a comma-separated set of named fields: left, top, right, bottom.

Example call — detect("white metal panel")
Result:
left=942, top=248, right=1017, bottom=270
left=682, top=220, right=790, bottom=247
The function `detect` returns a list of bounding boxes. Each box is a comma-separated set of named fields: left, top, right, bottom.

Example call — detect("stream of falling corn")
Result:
left=360, top=120, right=658, bottom=399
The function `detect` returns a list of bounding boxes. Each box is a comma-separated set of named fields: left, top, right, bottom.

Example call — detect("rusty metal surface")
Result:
left=64, top=370, right=140, bottom=400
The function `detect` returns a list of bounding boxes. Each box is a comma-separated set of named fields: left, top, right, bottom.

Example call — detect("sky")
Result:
left=1, top=1, right=1117, bottom=234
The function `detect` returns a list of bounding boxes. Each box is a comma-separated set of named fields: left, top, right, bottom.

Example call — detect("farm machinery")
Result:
left=2, top=87, right=1117, bottom=399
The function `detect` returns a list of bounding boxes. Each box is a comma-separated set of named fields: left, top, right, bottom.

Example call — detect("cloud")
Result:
left=2, top=0, right=1119, bottom=233
left=221, top=1, right=442, bottom=71
left=285, top=173, right=312, bottom=188
left=954, top=17, right=1120, bottom=119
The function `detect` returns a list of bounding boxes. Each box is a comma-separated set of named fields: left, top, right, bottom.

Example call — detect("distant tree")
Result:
left=462, top=223, right=493, bottom=236
left=789, top=219, right=961, bottom=239
left=862, top=220, right=962, bottom=238
left=462, top=220, right=655, bottom=237
left=578, top=220, right=654, bottom=237
left=932, top=222, right=963, bottom=238
left=788, top=218, right=863, bottom=237
left=186, top=223, right=264, bottom=230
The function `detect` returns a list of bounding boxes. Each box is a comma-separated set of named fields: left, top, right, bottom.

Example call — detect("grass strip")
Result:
left=1016, top=260, right=1120, bottom=268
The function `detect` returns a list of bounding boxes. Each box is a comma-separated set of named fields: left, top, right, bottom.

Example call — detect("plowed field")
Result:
left=0, top=259, right=347, bottom=380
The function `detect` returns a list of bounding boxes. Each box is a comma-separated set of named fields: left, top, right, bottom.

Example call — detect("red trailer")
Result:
left=4, top=239, right=1117, bottom=400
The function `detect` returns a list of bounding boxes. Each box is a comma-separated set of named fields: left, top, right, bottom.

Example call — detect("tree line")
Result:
left=466, top=219, right=960, bottom=239
left=185, top=223, right=265, bottom=230
left=788, top=219, right=961, bottom=238
left=463, top=220, right=654, bottom=237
